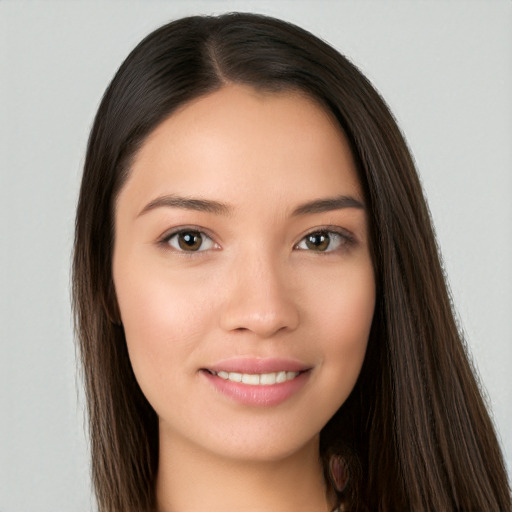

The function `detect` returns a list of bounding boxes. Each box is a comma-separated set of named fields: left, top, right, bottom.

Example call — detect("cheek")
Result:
left=308, top=262, right=375, bottom=387
left=308, top=256, right=375, bottom=335
left=113, top=260, right=216, bottom=392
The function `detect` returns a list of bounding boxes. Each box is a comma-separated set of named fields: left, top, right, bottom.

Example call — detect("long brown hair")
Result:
left=73, top=13, right=511, bottom=512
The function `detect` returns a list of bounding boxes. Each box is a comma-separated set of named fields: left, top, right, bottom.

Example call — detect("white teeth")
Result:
left=242, top=373, right=260, bottom=385
left=276, top=371, right=287, bottom=383
left=259, top=372, right=276, bottom=385
left=228, top=372, right=242, bottom=382
left=213, top=370, right=300, bottom=385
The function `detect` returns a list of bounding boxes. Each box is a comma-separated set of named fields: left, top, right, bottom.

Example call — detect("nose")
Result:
left=219, top=252, right=300, bottom=338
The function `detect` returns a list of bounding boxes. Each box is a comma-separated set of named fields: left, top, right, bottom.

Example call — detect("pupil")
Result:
left=307, top=232, right=329, bottom=251
left=179, top=231, right=201, bottom=250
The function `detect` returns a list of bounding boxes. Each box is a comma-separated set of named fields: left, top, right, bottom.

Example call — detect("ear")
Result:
left=328, top=454, right=349, bottom=493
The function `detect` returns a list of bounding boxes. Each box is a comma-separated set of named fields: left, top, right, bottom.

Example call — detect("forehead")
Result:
left=120, top=84, right=362, bottom=212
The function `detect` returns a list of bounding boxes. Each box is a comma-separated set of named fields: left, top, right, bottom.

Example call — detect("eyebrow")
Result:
left=137, top=193, right=364, bottom=218
left=138, top=195, right=231, bottom=217
left=291, top=195, right=365, bottom=216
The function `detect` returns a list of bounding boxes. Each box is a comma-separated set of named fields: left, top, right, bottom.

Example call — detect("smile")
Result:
left=202, top=363, right=310, bottom=406
left=210, top=370, right=300, bottom=386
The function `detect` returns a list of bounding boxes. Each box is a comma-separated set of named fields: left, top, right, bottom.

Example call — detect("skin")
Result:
left=112, top=84, right=375, bottom=512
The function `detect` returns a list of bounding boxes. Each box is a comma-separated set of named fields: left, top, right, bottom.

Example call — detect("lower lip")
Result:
left=201, top=370, right=310, bottom=406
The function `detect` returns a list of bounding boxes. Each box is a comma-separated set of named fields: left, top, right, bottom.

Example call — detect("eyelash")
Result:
left=294, top=228, right=355, bottom=253
left=158, top=226, right=355, bottom=254
left=159, top=226, right=219, bottom=254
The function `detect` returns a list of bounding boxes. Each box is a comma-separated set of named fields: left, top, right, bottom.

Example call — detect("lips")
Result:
left=201, top=358, right=312, bottom=406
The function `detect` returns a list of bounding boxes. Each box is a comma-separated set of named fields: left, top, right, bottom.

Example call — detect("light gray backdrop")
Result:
left=1, top=1, right=510, bottom=511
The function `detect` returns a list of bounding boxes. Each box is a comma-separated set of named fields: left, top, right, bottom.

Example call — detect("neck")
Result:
left=156, top=431, right=334, bottom=512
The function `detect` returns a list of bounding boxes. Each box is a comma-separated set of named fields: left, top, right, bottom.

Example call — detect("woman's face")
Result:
left=112, top=84, right=375, bottom=462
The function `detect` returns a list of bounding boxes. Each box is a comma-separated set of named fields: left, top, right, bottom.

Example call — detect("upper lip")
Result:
left=205, top=357, right=311, bottom=374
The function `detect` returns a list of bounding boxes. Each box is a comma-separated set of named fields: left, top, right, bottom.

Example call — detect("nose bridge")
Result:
left=219, top=244, right=300, bottom=338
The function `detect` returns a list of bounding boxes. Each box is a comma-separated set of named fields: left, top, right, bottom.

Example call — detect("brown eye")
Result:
left=305, top=232, right=330, bottom=251
left=178, top=231, right=202, bottom=251
left=166, top=230, right=215, bottom=252
left=296, top=230, right=350, bottom=252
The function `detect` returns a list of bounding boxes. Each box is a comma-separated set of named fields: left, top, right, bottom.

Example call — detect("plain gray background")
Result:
left=1, top=1, right=511, bottom=510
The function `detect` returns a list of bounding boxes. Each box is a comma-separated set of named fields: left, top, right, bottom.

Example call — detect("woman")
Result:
left=73, top=12, right=511, bottom=512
